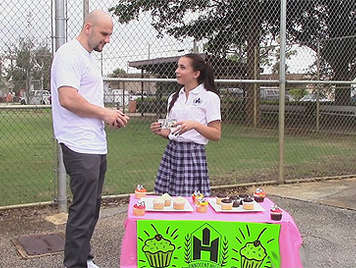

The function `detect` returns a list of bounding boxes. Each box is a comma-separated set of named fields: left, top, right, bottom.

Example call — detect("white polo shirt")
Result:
left=51, top=39, right=107, bottom=154
left=167, top=84, right=221, bottom=145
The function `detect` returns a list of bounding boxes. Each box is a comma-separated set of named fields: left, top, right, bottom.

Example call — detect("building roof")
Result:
left=128, top=53, right=247, bottom=79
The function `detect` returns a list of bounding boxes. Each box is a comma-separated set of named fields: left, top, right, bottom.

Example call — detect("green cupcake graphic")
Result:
left=142, top=234, right=175, bottom=267
left=239, top=240, right=267, bottom=268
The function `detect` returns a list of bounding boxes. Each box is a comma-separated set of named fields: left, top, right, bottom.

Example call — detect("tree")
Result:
left=110, top=0, right=355, bottom=114
left=110, top=0, right=282, bottom=124
left=108, top=67, right=127, bottom=78
left=286, top=0, right=356, bottom=105
left=5, top=38, right=52, bottom=102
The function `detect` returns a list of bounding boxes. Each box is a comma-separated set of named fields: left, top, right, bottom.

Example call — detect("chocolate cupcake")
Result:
left=232, top=199, right=240, bottom=208
left=270, top=205, right=283, bottom=221
left=229, top=195, right=238, bottom=201
left=242, top=196, right=254, bottom=210
left=254, top=188, right=266, bottom=203
left=216, top=193, right=227, bottom=205
left=220, top=198, right=233, bottom=210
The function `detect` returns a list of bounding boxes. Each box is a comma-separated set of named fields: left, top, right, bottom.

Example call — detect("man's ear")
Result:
left=83, top=23, right=92, bottom=34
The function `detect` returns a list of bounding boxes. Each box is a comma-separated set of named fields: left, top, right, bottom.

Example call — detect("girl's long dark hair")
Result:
left=168, top=53, right=216, bottom=113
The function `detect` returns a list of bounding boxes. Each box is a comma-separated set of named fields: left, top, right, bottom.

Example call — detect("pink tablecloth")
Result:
left=120, top=195, right=303, bottom=268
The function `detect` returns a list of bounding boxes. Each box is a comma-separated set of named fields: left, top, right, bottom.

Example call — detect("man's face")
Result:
left=88, top=21, right=113, bottom=52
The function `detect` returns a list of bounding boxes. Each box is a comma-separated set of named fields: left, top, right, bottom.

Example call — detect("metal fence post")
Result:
left=54, top=0, right=67, bottom=212
left=278, top=0, right=287, bottom=184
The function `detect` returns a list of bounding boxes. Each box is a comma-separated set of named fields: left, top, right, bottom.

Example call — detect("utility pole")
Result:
left=54, top=0, right=67, bottom=212
left=278, top=0, right=287, bottom=185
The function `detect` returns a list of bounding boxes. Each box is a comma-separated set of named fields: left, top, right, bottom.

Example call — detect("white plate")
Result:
left=208, top=198, right=265, bottom=213
left=140, top=197, right=194, bottom=212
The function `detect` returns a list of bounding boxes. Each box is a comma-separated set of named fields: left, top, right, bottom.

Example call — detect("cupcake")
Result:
left=253, top=188, right=266, bottom=203
left=220, top=198, right=233, bottom=210
left=229, top=195, right=238, bottom=201
left=240, top=240, right=267, bottom=268
left=142, top=234, right=175, bottom=267
left=216, top=193, right=226, bottom=205
left=173, top=197, right=186, bottom=210
left=161, top=193, right=172, bottom=207
left=135, top=184, right=147, bottom=199
left=133, top=201, right=145, bottom=216
left=232, top=199, right=240, bottom=208
left=242, top=197, right=254, bottom=210
left=238, top=193, right=249, bottom=199
left=270, top=205, right=283, bottom=221
left=153, top=197, right=164, bottom=210
left=196, top=198, right=208, bottom=213
left=192, top=190, right=204, bottom=204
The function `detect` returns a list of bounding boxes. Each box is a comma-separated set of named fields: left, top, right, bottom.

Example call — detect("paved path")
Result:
left=265, top=177, right=356, bottom=210
left=0, top=178, right=355, bottom=268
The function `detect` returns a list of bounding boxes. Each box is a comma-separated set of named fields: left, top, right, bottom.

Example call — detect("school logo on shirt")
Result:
left=193, top=97, right=202, bottom=105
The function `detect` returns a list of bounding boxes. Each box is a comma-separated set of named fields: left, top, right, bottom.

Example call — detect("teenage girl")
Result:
left=150, top=53, right=221, bottom=197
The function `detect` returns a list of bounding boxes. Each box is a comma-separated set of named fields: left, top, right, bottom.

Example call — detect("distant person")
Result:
left=51, top=10, right=129, bottom=268
left=150, top=53, right=221, bottom=197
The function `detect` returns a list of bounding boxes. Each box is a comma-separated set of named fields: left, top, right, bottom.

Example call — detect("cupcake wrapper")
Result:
left=144, top=251, right=173, bottom=267
left=241, top=256, right=264, bottom=268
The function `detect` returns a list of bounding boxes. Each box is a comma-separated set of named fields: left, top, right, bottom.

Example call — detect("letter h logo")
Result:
left=193, top=227, right=219, bottom=262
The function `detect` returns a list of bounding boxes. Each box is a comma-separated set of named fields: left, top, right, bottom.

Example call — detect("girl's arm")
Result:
left=174, top=120, right=221, bottom=141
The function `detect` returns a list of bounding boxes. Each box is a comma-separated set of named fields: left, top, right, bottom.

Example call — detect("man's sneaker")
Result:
left=87, top=259, right=99, bottom=268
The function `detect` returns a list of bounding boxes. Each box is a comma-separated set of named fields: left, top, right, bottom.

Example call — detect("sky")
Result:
left=0, top=0, right=317, bottom=77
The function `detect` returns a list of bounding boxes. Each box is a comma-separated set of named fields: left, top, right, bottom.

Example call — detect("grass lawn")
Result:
left=1, top=109, right=355, bottom=206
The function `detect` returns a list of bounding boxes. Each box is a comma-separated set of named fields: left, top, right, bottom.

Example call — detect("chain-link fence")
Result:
left=0, top=0, right=355, bottom=207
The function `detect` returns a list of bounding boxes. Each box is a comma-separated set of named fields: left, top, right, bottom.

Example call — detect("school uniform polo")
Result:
left=167, top=84, right=221, bottom=144
left=155, top=84, right=221, bottom=197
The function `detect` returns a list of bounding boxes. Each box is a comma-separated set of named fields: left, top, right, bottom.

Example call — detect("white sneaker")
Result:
left=87, top=259, right=99, bottom=268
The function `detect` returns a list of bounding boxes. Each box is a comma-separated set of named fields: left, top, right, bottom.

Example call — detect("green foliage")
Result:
left=5, top=38, right=52, bottom=94
left=109, top=1, right=281, bottom=56
left=107, top=67, right=127, bottom=78
left=110, top=1, right=355, bottom=104
left=288, top=88, right=308, bottom=101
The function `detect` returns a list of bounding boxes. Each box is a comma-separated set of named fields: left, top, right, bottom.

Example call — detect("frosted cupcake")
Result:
left=133, top=201, right=145, bottom=216
left=253, top=188, right=266, bottom=202
left=135, top=184, right=147, bottom=199
left=196, top=198, right=208, bottom=213
left=242, top=197, right=254, bottom=210
left=216, top=193, right=227, bottom=205
left=270, top=205, right=283, bottom=221
left=192, top=190, right=204, bottom=205
left=153, top=197, right=164, bottom=210
left=161, top=193, right=172, bottom=207
left=142, top=234, right=175, bottom=267
left=173, top=197, right=186, bottom=210
left=221, top=198, right=233, bottom=210
left=240, top=240, right=267, bottom=268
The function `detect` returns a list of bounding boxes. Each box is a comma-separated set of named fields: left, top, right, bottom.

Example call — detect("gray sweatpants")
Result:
left=60, top=143, right=106, bottom=268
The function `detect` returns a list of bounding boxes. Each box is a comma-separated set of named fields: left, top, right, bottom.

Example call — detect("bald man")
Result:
left=51, top=10, right=129, bottom=268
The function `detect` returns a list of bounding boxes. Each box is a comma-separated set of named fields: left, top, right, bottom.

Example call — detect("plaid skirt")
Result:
left=154, top=140, right=211, bottom=197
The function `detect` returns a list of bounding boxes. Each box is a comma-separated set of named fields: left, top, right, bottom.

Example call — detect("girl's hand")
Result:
left=150, top=122, right=170, bottom=138
left=173, top=120, right=197, bottom=135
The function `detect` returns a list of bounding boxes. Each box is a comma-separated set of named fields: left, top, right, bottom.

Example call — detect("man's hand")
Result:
left=104, top=109, right=129, bottom=128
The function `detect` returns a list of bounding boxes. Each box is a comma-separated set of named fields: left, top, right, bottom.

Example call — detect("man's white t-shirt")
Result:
left=51, top=39, right=107, bottom=154
left=167, top=84, right=221, bottom=145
